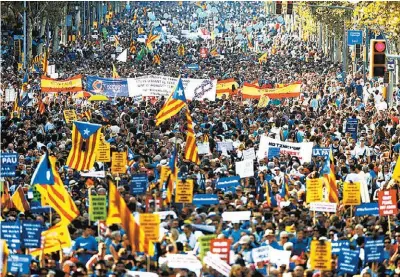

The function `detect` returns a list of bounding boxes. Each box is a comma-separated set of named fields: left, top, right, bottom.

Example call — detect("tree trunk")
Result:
left=62, top=4, right=68, bottom=45
left=27, top=17, right=33, bottom=65
left=38, top=16, right=47, bottom=56
left=53, top=24, right=60, bottom=54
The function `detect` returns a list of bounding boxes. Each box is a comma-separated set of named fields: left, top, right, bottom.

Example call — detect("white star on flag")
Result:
left=83, top=128, right=90, bottom=136
left=176, top=89, right=183, bottom=96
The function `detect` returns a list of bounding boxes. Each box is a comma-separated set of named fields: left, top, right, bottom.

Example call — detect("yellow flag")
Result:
left=257, top=95, right=270, bottom=108
left=392, top=156, right=400, bottom=181
left=30, top=223, right=72, bottom=256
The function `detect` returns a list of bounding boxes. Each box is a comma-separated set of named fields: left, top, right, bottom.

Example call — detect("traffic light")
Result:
left=287, top=1, right=293, bottom=14
left=369, top=39, right=386, bottom=77
left=355, top=44, right=361, bottom=59
left=276, top=1, right=282, bottom=14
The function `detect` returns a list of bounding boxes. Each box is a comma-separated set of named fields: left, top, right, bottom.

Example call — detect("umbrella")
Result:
left=88, top=95, right=109, bottom=101
left=73, top=91, right=92, bottom=98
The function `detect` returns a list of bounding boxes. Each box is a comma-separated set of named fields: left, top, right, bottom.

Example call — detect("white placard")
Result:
left=127, top=75, right=217, bottom=101
left=269, top=249, right=291, bottom=266
left=204, top=252, right=231, bottom=277
left=167, top=254, right=202, bottom=277
left=235, top=160, right=254, bottom=178
left=309, top=202, right=337, bottom=213
left=197, top=142, right=210, bottom=155
left=217, top=142, right=233, bottom=152
left=5, top=88, right=16, bottom=102
left=243, top=147, right=256, bottom=161
left=252, top=246, right=271, bottom=263
left=222, top=211, right=251, bottom=222
left=80, top=171, right=106, bottom=178
left=257, top=136, right=313, bottom=163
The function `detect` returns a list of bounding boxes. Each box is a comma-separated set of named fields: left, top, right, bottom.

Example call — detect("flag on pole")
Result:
left=1, top=182, right=12, bottom=211
left=127, top=147, right=135, bottom=166
left=37, top=97, right=46, bottom=115
left=130, top=40, right=136, bottom=53
left=11, top=91, right=22, bottom=118
left=30, top=152, right=55, bottom=185
left=116, top=49, right=127, bottom=62
left=79, top=109, right=92, bottom=121
left=112, top=63, right=120, bottom=78
left=11, top=186, right=30, bottom=212
left=258, top=52, right=268, bottom=64
left=66, top=121, right=102, bottom=171
left=145, top=34, right=160, bottom=51
left=165, top=146, right=178, bottom=205
left=114, top=35, right=120, bottom=47
left=324, top=150, right=339, bottom=203
left=184, top=109, right=200, bottom=164
left=156, top=77, right=186, bottom=126
left=178, top=44, right=185, bottom=56
left=153, top=54, right=161, bottom=65
left=29, top=223, right=72, bottom=256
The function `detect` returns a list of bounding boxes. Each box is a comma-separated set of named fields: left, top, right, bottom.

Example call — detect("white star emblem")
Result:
left=128, top=153, right=133, bottom=159
left=83, top=128, right=90, bottom=136
left=46, top=170, right=51, bottom=181
left=176, top=88, right=183, bottom=96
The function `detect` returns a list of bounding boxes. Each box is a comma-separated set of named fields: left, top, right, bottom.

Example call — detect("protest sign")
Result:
left=111, top=152, right=127, bottom=174
left=21, top=221, right=43, bottom=248
left=309, top=202, right=337, bottom=213
left=243, top=148, right=256, bottom=161
left=378, top=190, right=398, bottom=216
left=310, top=240, right=331, bottom=270
left=306, top=178, right=323, bottom=203
left=252, top=246, right=271, bottom=263
left=355, top=203, right=379, bottom=216
left=192, top=194, right=219, bottom=206
left=198, top=234, right=217, bottom=261
left=0, top=222, right=21, bottom=250
left=364, top=236, right=384, bottom=262
left=86, top=76, right=129, bottom=97
left=346, top=118, right=358, bottom=141
left=338, top=248, right=360, bottom=274
left=139, top=214, right=160, bottom=241
left=269, top=249, right=291, bottom=266
left=258, top=136, right=313, bottom=163
left=167, top=254, right=202, bottom=277
left=89, top=195, right=107, bottom=221
left=267, top=147, right=280, bottom=159
left=312, top=148, right=330, bottom=157
left=96, top=138, right=111, bottom=162
left=63, top=110, right=77, bottom=124
left=222, top=211, right=251, bottom=222
left=342, top=182, right=361, bottom=205
left=216, top=142, right=234, bottom=152
left=41, top=75, right=82, bottom=92
left=130, top=174, right=148, bottom=195
left=197, top=142, right=210, bottom=155
left=216, top=176, right=240, bottom=192
left=0, top=153, right=18, bottom=177
left=210, top=239, right=231, bottom=264
left=204, top=252, right=231, bottom=277
left=235, top=160, right=254, bottom=178
left=7, top=254, right=32, bottom=275
left=331, top=240, right=350, bottom=254
left=175, top=179, right=194, bottom=203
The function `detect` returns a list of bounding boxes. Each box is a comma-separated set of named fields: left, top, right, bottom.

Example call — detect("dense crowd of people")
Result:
left=1, top=1, right=400, bottom=277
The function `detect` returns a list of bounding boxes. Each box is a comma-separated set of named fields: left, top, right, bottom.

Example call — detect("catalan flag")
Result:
left=324, top=150, right=339, bottom=203
left=210, top=48, right=218, bottom=57
left=30, top=152, right=55, bottom=185
left=11, top=186, right=30, bottom=212
left=37, top=97, right=46, bottom=115
left=114, top=35, right=120, bottom=47
left=156, top=77, right=186, bottom=126
left=30, top=223, right=72, bottom=256
left=258, top=52, right=268, bottom=64
left=79, top=109, right=92, bottom=121
left=153, top=54, right=161, bottom=65
left=127, top=147, right=135, bottom=166
left=145, top=34, right=160, bottom=51
left=107, top=180, right=150, bottom=253
left=32, top=53, right=42, bottom=65
left=11, top=91, right=22, bottom=118
left=66, top=121, right=102, bottom=171
left=159, top=165, right=171, bottom=191
left=165, top=146, right=178, bottom=205
left=35, top=156, right=79, bottom=225
left=1, top=182, right=12, bottom=211
left=42, top=47, right=49, bottom=76
left=178, top=44, right=185, bottom=56
left=130, top=40, right=136, bottom=53
left=22, top=71, right=29, bottom=92
left=184, top=109, right=200, bottom=164
left=112, top=63, right=119, bottom=78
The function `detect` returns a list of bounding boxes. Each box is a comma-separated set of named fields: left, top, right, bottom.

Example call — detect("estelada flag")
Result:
left=66, top=121, right=102, bottom=171
left=30, top=223, right=72, bottom=256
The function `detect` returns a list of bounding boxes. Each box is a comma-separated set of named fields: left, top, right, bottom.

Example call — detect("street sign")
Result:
left=388, top=59, right=395, bottom=71
left=347, top=30, right=363, bottom=46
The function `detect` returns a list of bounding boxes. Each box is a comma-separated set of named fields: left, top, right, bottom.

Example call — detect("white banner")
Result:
left=257, top=136, right=313, bottom=163
left=269, top=249, right=291, bottom=266
left=222, top=211, right=251, bottom=222
left=167, top=254, right=202, bottom=277
left=309, top=202, right=337, bottom=213
left=5, top=89, right=16, bottom=102
left=243, top=147, right=256, bottom=161
left=204, top=252, right=231, bottom=277
left=127, top=75, right=217, bottom=101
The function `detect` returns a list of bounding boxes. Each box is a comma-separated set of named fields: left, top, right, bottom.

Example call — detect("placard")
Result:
left=111, top=152, right=127, bottom=174
left=378, top=190, right=398, bottom=216
left=175, top=179, right=194, bottom=203
left=0, top=222, right=21, bottom=250
left=306, top=178, right=323, bottom=203
left=167, top=254, right=202, bottom=277
left=309, top=202, right=337, bottom=213
left=197, top=142, right=210, bottom=155
left=192, top=194, right=219, bottom=206
left=310, top=240, right=331, bottom=270
left=7, top=254, right=32, bottom=275
left=252, top=246, right=271, bottom=263
left=216, top=142, right=233, bottom=152
left=216, top=176, right=240, bottom=192
left=338, top=248, right=360, bottom=274
left=222, top=211, right=251, bottom=222
left=355, top=203, right=379, bottom=216
left=89, top=195, right=107, bottom=221
left=199, top=234, right=217, bottom=262
left=242, top=148, right=256, bottom=161
left=21, top=221, right=43, bottom=248
left=364, top=236, right=384, bottom=262
left=269, top=248, right=291, bottom=266
left=203, top=252, right=231, bottom=277
left=342, top=182, right=361, bottom=205
left=139, top=214, right=160, bottom=241
left=210, top=239, right=231, bottom=264
left=331, top=240, right=350, bottom=254
left=96, top=138, right=111, bottom=162
left=0, top=153, right=18, bottom=177
left=235, top=160, right=254, bottom=178
left=63, top=110, right=77, bottom=124
left=130, top=174, right=148, bottom=195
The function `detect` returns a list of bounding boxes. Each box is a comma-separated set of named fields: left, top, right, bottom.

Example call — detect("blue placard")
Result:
left=0, top=153, right=18, bottom=177
left=364, top=236, right=384, bottom=262
left=30, top=206, right=54, bottom=214
left=86, top=76, right=129, bottom=97
left=345, top=118, right=358, bottom=141
left=7, top=254, right=32, bottom=275
left=312, top=148, right=330, bottom=157
left=355, top=203, right=379, bottom=216
left=22, top=221, right=43, bottom=248
left=331, top=240, right=350, bottom=254
left=216, top=176, right=240, bottom=192
left=66, top=15, right=73, bottom=27
left=268, top=147, right=280, bottom=159
left=130, top=174, right=148, bottom=195
left=187, top=64, right=199, bottom=70
left=13, top=35, right=24, bottom=40
left=338, top=248, right=360, bottom=274
left=347, top=30, right=363, bottom=46
left=1, top=221, right=21, bottom=250
left=192, top=194, right=219, bottom=206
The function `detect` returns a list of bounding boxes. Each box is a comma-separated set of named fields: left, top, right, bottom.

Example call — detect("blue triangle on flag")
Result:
left=30, top=152, right=55, bottom=185
left=172, top=78, right=186, bottom=102
left=74, top=121, right=102, bottom=139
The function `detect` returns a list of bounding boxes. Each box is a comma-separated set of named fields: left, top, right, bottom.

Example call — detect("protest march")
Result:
left=1, top=1, right=400, bottom=277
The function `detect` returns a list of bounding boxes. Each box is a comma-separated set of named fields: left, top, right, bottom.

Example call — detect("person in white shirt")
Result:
left=352, top=137, right=370, bottom=163
left=345, top=165, right=370, bottom=203
left=177, top=224, right=197, bottom=250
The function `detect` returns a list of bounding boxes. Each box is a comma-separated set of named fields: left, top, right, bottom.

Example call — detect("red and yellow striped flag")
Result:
left=145, top=34, right=160, bottom=51
left=37, top=98, right=46, bottom=115
left=324, top=150, right=339, bottom=203
left=1, top=181, right=12, bottom=211
left=106, top=180, right=150, bottom=253
left=153, top=54, right=161, bottom=65
left=66, top=121, right=102, bottom=171
left=156, top=77, right=186, bottom=126
left=79, top=110, right=92, bottom=120
left=184, top=108, right=200, bottom=164
left=35, top=157, right=80, bottom=225
left=11, top=186, right=29, bottom=212
left=112, top=63, right=119, bottom=79
left=30, top=223, right=72, bottom=256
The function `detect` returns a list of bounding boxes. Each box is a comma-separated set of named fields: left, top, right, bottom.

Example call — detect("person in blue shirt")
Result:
left=73, top=225, right=99, bottom=265
left=223, top=222, right=249, bottom=244
left=291, top=230, right=309, bottom=256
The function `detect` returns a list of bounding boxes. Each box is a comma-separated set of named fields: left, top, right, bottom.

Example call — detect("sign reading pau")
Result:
left=0, top=153, right=18, bottom=177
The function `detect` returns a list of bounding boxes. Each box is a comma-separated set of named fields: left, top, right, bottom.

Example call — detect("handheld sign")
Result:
left=306, top=178, right=323, bottom=203
left=342, top=182, right=361, bottom=205
left=96, top=138, right=111, bottom=162
left=175, top=179, right=194, bottom=203
left=210, top=238, right=231, bottom=264
left=192, top=194, right=219, bottom=206
left=338, top=248, right=360, bottom=274
left=89, top=195, right=107, bottom=221
left=111, top=152, right=127, bottom=174
left=378, top=190, right=398, bottom=216
left=7, top=254, right=32, bottom=275
left=198, top=234, right=217, bottom=262
left=21, top=221, right=43, bottom=248
left=130, top=174, right=148, bottom=195
left=139, top=214, right=160, bottom=241
left=310, top=240, right=332, bottom=271
left=0, top=222, right=21, bottom=250
left=63, top=110, right=77, bottom=124
left=0, top=153, right=18, bottom=177
left=364, top=236, right=384, bottom=262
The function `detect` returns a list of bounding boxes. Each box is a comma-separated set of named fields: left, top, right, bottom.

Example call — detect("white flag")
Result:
left=116, top=49, right=127, bottom=62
